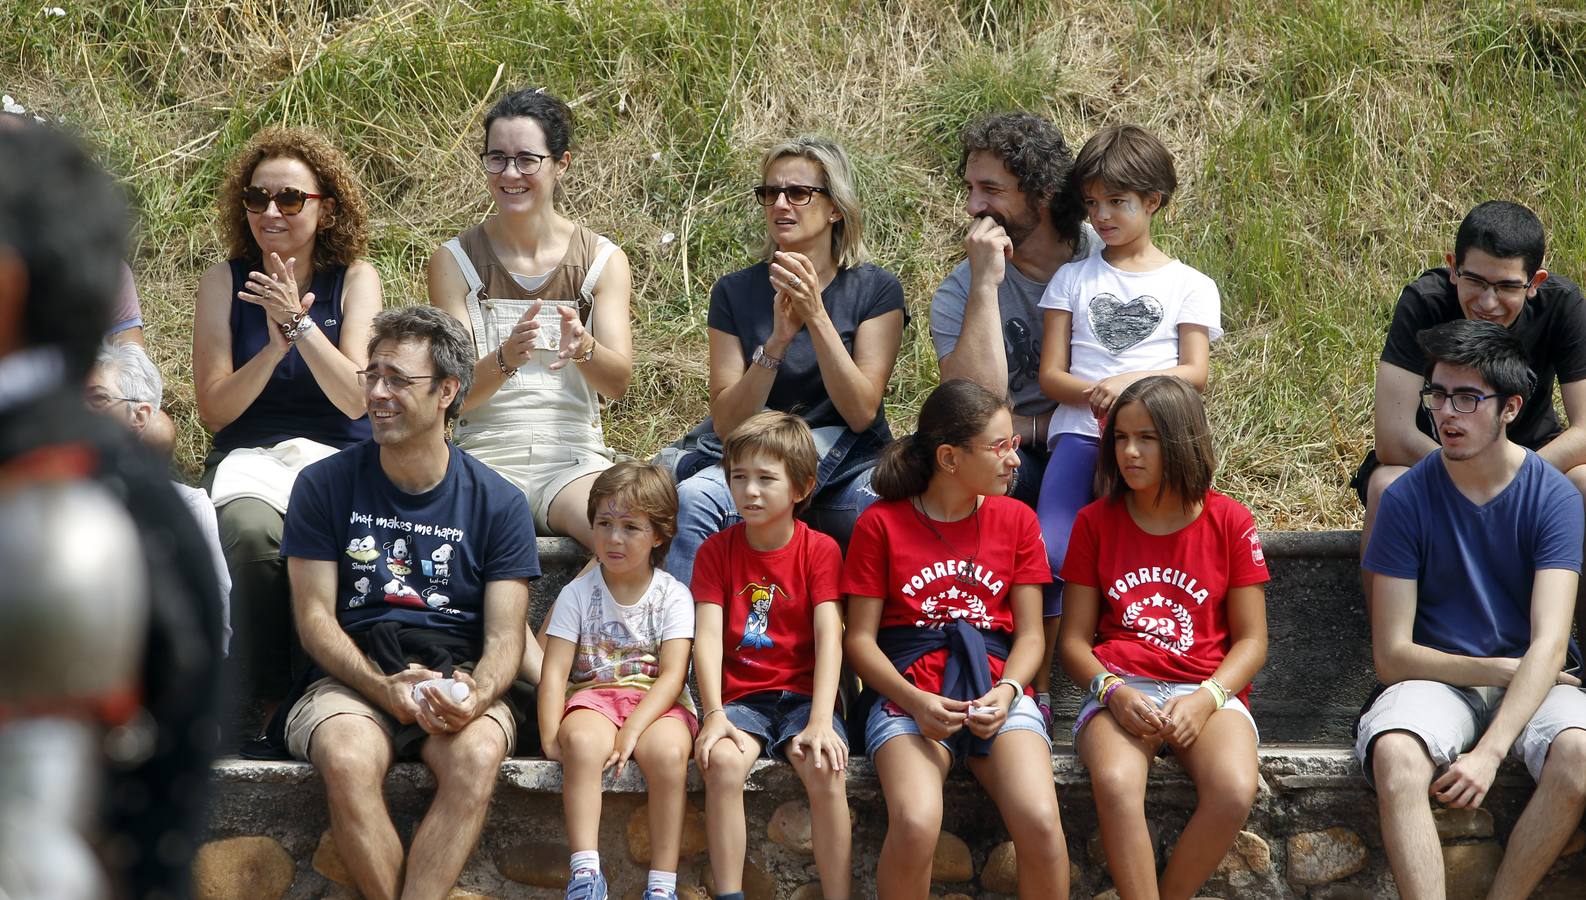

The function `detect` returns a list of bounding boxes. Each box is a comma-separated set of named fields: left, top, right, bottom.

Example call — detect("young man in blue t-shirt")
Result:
left=1358, top=318, right=1586, bottom=900
left=281, top=307, right=540, bottom=899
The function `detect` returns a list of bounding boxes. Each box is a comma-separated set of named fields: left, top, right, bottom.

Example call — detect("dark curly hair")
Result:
left=217, top=127, right=370, bottom=270
left=957, top=112, right=1084, bottom=252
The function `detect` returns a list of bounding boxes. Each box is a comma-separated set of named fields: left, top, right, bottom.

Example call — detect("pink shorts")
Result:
left=563, top=685, right=699, bottom=736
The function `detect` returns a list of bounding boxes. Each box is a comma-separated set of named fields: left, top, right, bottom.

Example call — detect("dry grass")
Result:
left=6, top=0, right=1586, bottom=528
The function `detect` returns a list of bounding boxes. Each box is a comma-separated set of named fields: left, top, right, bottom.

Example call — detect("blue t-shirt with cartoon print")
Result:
left=281, top=440, right=540, bottom=637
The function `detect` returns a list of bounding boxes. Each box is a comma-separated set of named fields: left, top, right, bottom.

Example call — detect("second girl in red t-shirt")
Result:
left=1059, top=374, right=1269, bottom=900
left=843, top=379, right=1069, bottom=898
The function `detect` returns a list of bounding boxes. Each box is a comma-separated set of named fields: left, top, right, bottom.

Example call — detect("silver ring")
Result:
left=789, top=276, right=802, bottom=288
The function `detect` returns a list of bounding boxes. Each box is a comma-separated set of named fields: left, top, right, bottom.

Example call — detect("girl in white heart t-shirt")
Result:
left=1031, top=124, right=1223, bottom=727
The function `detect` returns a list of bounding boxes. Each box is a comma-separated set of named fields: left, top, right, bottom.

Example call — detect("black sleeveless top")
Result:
left=212, top=259, right=371, bottom=452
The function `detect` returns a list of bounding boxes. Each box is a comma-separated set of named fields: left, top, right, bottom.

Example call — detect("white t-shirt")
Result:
left=1037, top=253, right=1222, bottom=441
left=546, top=566, right=695, bottom=711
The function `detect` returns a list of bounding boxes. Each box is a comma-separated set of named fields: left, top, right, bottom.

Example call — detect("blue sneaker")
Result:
left=642, top=888, right=678, bottom=900
left=564, top=867, right=607, bottom=900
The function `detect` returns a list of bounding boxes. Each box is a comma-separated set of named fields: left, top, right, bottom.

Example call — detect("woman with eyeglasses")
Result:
left=842, top=379, right=1069, bottom=899
left=193, top=126, right=382, bottom=713
left=428, top=88, right=632, bottom=552
left=663, top=135, right=906, bottom=584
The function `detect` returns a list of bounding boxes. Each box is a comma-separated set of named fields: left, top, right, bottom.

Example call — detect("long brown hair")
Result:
left=1095, top=375, right=1215, bottom=511
left=217, top=126, right=370, bottom=270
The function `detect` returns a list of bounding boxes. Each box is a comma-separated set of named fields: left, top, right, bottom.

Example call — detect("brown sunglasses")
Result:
left=242, top=185, right=328, bottom=215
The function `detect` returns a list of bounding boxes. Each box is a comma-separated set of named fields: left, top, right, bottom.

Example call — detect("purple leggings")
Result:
left=1035, top=433, right=1101, bottom=617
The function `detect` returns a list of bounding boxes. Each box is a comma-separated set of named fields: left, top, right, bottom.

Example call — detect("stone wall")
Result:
left=197, top=532, right=1584, bottom=898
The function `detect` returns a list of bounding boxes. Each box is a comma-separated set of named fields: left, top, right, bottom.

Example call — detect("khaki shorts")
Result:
left=285, top=676, right=518, bottom=760
left=455, top=428, right=612, bottom=535
left=1355, top=679, right=1586, bottom=784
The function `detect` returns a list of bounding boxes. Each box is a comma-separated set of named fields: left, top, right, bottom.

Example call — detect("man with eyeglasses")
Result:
left=86, top=340, right=232, bottom=653
left=1356, top=201, right=1586, bottom=616
left=1358, top=318, right=1586, bottom=900
left=277, top=305, right=540, bottom=899
left=930, top=112, right=1098, bottom=507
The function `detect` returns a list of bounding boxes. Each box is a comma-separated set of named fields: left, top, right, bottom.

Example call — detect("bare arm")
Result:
left=1373, top=362, right=1440, bottom=467
left=693, top=603, right=728, bottom=716
left=612, top=637, right=693, bottom=740
left=1538, top=379, right=1586, bottom=472
left=1085, top=324, right=1212, bottom=417
left=999, top=584, right=1047, bottom=690
left=287, top=259, right=379, bottom=419
left=288, top=557, right=428, bottom=722
left=193, top=262, right=288, bottom=432
left=1208, top=584, right=1269, bottom=694
left=707, top=326, right=778, bottom=438
left=575, top=247, right=634, bottom=400
left=537, top=636, right=575, bottom=758
left=1430, top=568, right=1578, bottom=808
left=809, top=601, right=845, bottom=724
left=937, top=219, right=1013, bottom=394
left=1371, top=574, right=1524, bottom=686
left=805, top=308, right=905, bottom=433
left=428, top=248, right=517, bottom=414
left=1057, top=581, right=1110, bottom=686
left=468, top=578, right=529, bottom=706
left=1038, top=309, right=1090, bottom=406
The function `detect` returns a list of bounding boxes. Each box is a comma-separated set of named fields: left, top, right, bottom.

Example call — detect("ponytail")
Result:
left=872, top=434, right=934, bottom=500
left=873, top=379, right=1008, bottom=501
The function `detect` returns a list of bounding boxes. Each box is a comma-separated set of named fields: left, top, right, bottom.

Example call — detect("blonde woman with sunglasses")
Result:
left=193, top=126, right=382, bottom=721
left=663, top=135, right=906, bottom=585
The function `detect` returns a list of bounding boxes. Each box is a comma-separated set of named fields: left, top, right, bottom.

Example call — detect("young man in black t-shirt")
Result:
left=1357, top=201, right=1586, bottom=616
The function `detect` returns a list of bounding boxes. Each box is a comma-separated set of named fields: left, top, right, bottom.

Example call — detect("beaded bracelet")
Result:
left=495, top=344, right=517, bottom=376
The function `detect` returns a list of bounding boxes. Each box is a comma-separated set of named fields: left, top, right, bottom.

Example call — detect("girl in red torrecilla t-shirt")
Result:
left=1059, top=375, right=1269, bottom=900
left=842, top=379, right=1068, bottom=899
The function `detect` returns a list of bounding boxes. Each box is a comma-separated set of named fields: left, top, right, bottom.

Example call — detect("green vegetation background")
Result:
left=6, top=0, right=1586, bottom=529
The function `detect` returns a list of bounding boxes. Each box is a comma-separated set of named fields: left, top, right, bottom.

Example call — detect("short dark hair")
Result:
left=957, top=112, right=1084, bottom=250
left=873, top=379, right=1008, bottom=501
left=720, top=411, right=820, bottom=516
left=366, top=307, right=475, bottom=422
left=1416, top=319, right=1536, bottom=401
left=0, top=124, right=128, bottom=378
left=1095, top=376, right=1216, bottom=511
left=1453, top=201, right=1546, bottom=278
left=483, top=89, right=574, bottom=157
left=1071, top=124, right=1178, bottom=211
left=586, top=461, right=678, bottom=567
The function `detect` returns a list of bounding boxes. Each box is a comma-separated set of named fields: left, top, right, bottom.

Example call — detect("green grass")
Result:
left=6, top=0, right=1586, bottom=528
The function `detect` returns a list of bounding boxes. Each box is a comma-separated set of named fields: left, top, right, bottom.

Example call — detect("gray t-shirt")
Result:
left=929, top=224, right=1098, bottom=417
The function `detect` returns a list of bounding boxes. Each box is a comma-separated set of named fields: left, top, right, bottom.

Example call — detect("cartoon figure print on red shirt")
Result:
left=736, top=582, right=780, bottom=650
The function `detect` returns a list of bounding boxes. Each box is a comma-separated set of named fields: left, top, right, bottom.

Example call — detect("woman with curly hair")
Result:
left=194, top=126, right=382, bottom=712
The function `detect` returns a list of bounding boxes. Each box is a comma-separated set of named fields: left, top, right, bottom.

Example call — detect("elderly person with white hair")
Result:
left=87, top=341, right=232, bottom=652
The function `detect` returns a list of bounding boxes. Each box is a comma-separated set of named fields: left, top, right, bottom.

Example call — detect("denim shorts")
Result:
left=1073, top=674, right=1258, bottom=742
left=865, top=691, right=1050, bottom=758
left=724, top=690, right=847, bottom=760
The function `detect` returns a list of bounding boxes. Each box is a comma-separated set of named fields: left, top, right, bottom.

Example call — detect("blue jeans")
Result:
left=724, top=690, right=847, bottom=760
left=664, top=463, right=877, bottom=584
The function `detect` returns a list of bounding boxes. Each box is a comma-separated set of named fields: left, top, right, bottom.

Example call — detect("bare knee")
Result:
left=1371, top=731, right=1435, bottom=796
left=559, top=721, right=613, bottom=764
left=312, top=722, right=390, bottom=790
left=1541, top=729, right=1586, bottom=800
left=434, top=730, right=506, bottom=790
left=704, top=741, right=754, bottom=792
left=1565, top=465, right=1586, bottom=496
left=884, top=795, right=943, bottom=855
left=792, top=753, right=846, bottom=800
left=636, top=735, right=691, bottom=787
left=1196, top=766, right=1258, bottom=824
left=1088, top=760, right=1148, bottom=809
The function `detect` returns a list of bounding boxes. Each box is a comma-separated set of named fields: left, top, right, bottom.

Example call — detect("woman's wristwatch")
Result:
left=751, top=344, right=783, bottom=370
left=573, top=338, right=595, bottom=364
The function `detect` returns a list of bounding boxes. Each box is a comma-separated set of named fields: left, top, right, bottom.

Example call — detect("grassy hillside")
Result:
left=5, top=0, right=1586, bottom=528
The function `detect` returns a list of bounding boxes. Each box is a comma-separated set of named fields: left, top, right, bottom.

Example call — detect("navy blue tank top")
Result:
left=212, top=259, right=371, bottom=452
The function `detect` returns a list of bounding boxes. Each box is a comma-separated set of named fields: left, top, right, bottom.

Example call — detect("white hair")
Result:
left=94, top=341, right=163, bottom=407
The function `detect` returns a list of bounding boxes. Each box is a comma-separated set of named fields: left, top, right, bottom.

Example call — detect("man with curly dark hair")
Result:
left=930, top=112, right=1096, bottom=507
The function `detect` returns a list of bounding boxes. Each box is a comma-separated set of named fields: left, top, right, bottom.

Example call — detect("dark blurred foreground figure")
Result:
left=0, top=124, right=225, bottom=898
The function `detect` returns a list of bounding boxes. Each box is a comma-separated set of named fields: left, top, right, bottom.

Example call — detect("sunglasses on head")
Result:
left=242, top=185, right=328, bottom=215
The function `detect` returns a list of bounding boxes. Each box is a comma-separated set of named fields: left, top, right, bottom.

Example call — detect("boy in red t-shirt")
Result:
left=691, top=412, right=850, bottom=900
